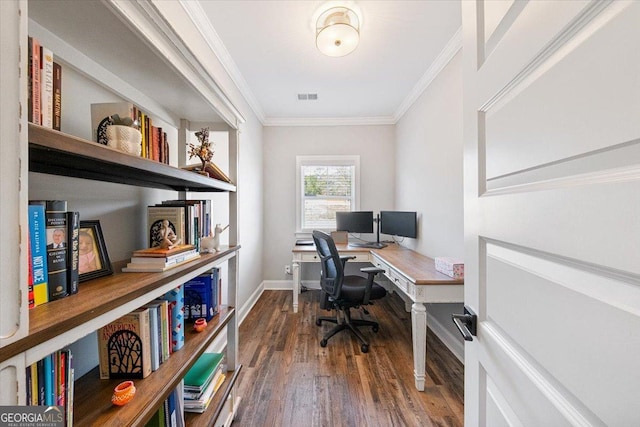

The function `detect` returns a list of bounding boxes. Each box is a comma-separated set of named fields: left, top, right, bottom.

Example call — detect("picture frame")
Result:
left=79, top=220, right=113, bottom=282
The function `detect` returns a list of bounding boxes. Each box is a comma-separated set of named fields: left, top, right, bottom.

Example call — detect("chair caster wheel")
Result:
left=361, top=344, right=369, bottom=353
left=316, top=319, right=322, bottom=326
left=320, top=339, right=328, bottom=347
left=372, top=325, right=379, bottom=333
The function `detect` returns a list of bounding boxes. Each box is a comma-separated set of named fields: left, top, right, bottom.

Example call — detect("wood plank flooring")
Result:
left=234, top=290, right=464, bottom=426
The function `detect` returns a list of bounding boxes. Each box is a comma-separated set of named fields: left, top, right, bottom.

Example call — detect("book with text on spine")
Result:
left=98, top=307, right=152, bottom=379
left=28, top=203, right=49, bottom=307
left=40, top=45, right=54, bottom=129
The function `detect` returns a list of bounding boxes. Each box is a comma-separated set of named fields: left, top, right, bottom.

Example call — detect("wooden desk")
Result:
left=292, top=243, right=463, bottom=391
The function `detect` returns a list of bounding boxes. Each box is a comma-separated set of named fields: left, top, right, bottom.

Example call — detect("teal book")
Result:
left=184, top=352, right=223, bottom=390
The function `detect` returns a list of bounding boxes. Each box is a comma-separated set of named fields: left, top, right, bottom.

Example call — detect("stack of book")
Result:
left=28, top=36, right=62, bottom=130
left=183, top=352, right=226, bottom=413
left=122, top=244, right=200, bottom=273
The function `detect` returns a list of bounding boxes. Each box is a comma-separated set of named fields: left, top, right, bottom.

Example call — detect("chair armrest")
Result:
left=360, top=267, right=384, bottom=305
left=340, top=255, right=357, bottom=267
left=360, top=267, right=385, bottom=275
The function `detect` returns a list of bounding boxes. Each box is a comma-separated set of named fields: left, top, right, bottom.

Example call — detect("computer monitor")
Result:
left=380, top=211, right=417, bottom=238
left=335, top=211, right=374, bottom=233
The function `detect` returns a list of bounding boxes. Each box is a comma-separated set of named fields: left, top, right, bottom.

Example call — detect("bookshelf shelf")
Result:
left=73, top=308, right=237, bottom=426
left=29, top=124, right=236, bottom=193
left=0, top=248, right=239, bottom=365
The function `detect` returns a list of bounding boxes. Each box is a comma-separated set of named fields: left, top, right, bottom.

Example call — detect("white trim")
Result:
left=179, top=0, right=265, bottom=124
left=238, top=281, right=265, bottom=325
left=427, top=311, right=464, bottom=364
left=392, top=27, right=462, bottom=122
left=176, top=3, right=462, bottom=127
left=263, top=116, right=396, bottom=127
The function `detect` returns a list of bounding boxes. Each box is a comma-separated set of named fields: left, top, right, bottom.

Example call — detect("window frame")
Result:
left=296, top=155, right=360, bottom=235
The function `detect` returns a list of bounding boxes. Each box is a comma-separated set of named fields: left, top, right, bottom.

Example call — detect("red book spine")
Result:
left=53, top=62, right=62, bottom=131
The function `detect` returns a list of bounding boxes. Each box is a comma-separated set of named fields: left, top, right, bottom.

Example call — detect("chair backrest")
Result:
left=312, top=230, right=344, bottom=299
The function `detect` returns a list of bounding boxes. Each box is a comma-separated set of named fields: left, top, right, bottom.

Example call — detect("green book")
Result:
left=184, top=352, right=223, bottom=389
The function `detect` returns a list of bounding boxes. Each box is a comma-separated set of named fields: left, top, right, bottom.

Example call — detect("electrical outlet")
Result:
left=284, top=265, right=292, bottom=275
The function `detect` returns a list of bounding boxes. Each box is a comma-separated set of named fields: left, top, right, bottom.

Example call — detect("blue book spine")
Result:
left=29, top=204, right=49, bottom=307
left=162, top=286, right=184, bottom=352
left=44, top=354, right=54, bottom=406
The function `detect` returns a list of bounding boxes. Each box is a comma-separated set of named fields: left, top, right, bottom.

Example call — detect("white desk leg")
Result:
left=292, top=260, right=300, bottom=313
left=411, top=302, right=427, bottom=391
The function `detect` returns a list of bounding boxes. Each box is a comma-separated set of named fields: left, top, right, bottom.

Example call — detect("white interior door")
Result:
left=462, top=1, right=640, bottom=425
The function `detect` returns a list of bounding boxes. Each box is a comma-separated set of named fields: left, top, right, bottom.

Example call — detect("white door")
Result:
left=462, top=1, right=640, bottom=425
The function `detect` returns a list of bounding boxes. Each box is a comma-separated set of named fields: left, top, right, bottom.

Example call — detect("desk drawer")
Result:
left=372, top=255, right=391, bottom=279
left=300, top=253, right=321, bottom=262
left=389, top=269, right=410, bottom=294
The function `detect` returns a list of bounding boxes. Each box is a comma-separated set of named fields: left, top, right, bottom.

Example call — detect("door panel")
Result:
left=463, top=1, right=640, bottom=426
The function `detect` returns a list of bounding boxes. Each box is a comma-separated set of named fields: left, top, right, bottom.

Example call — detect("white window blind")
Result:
left=296, top=156, right=360, bottom=233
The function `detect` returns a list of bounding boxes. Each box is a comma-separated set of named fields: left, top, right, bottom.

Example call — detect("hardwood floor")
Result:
left=233, top=290, right=464, bottom=426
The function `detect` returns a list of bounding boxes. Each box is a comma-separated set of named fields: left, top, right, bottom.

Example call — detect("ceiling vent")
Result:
left=297, top=93, right=318, bottom=101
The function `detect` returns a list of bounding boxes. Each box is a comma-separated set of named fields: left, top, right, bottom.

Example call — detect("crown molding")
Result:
left=263, top=116, right=396, bottom=127
left=179, top=0, right=266, bottom=124
left=392, top=26, right=462, bottom=122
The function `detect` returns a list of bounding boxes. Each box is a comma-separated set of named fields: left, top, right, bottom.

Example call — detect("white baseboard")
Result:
left=262, top=280, right=321, bottom=290
left=427, top=313, right=464, bottom=364
left=238, top=281, right=265, bottom=325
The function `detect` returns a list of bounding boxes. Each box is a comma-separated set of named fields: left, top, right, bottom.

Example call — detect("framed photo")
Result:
left=79, top=220, right=113, bottom=282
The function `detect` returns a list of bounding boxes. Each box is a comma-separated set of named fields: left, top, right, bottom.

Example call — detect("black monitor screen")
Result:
left=380, top=211, right=417, bottom=238
left=335, top=211, right=374, bottom=233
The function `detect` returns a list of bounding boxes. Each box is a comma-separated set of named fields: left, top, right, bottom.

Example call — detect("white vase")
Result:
left=106, top=125, right=142, bottom=156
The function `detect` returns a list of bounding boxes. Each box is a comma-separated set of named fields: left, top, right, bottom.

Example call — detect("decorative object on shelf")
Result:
left=111, top=381, right=136, bottom=406
left=105, top=114, right=142, bottom=156
left=79, top=220, right=113, bottom=282
left=193, top=318, right=207, bottom=332
left=156, top=218, right=182, bottom=249
left=188, top=127, right=214, bottom=173
left=212, top=224, right=229, bottom=251
left=316, top=6, right=360, bottom=57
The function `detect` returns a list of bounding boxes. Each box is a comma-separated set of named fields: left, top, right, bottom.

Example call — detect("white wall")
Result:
left=263, top=125, right=395, bottom=281
left=395, top=51, right=465, bottom=359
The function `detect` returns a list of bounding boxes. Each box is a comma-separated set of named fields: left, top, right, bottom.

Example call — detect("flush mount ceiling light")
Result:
left=316, top=6, right=360, bottom=57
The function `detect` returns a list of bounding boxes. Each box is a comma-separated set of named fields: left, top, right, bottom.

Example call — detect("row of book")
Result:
left=98, top=269, right=220, bottom=379
left=147, top=199, right=213, bottom=252
left=98, top=286, right=184, bottom=379
left=91, top=101, right=170, bottom=164
left=183, top=352, right=226, bottom=413
left=146, top=385, right=185, bottom=427
left=28, top=200, right=79, bottom=308
left=25, top=349, right=74, bottom=426
left=28, top=36, right=62, bottom=130
left=122, top=244, right=201, bottom=273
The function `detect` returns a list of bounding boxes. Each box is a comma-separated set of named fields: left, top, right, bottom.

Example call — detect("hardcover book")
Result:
left=31, top=200, right=69, bottom=301
left=66, top=211, right=80, bottom=295
left=184, top=270, right=219, bottom=322
left=98, top=308, right=152, bottom=379
left=40, top=45, right=54, bottom=129
left=28, top=203, right=49, bottom=307
left=160, top=286, right=184, bottom=352
left=53, top=62, right=62, bottom=131
left=147, top=206, right=186, bottom=248
left=28, top=36, right=41, bottom=125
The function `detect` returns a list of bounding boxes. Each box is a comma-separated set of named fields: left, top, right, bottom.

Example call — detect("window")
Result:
left=296, top=155, right=360, bottom=233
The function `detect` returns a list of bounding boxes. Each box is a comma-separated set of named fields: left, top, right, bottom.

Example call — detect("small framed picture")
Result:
left=79, top=220, right=113, bottom=282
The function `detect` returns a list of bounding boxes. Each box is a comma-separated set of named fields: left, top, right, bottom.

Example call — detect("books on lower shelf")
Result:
left=183, top=352, right=226, bottom=413
left=26, top=349, right=74, bottom=426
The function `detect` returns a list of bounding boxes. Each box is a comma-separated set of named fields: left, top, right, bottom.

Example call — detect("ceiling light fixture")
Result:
left=316, top=6, right=360, bottom=57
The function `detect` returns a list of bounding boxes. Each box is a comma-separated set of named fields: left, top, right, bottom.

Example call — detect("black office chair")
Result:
left=312, top=230, right=386, bottom=353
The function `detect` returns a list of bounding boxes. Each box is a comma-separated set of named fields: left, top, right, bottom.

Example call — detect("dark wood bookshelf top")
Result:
left=0, top=246, right=240, bottom=364
left=28, top=124, right=236, bottom=192
left=73, top=308, right=236, bottom=427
